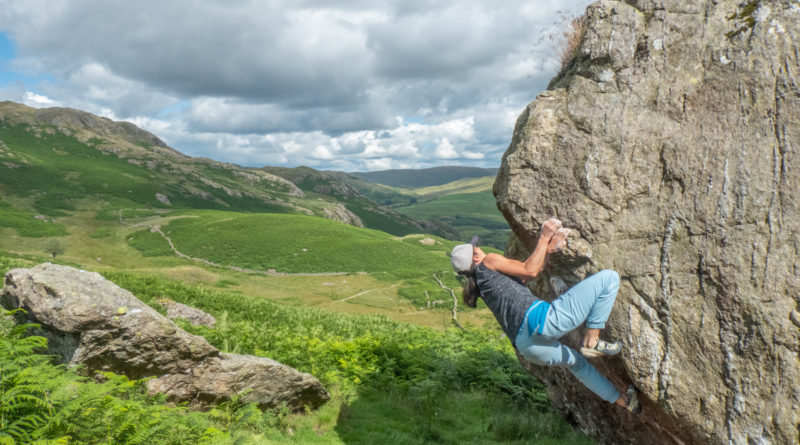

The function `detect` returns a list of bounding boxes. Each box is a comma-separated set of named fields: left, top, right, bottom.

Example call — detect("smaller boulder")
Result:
left=1, top=263, right=217, bottom=378
left=146, top=353, right=330, bottom=410
left=160, top=300, right=216, bottom=327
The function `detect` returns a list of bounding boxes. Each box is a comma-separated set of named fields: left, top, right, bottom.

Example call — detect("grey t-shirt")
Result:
left=475, top=262, right=539, bottom=345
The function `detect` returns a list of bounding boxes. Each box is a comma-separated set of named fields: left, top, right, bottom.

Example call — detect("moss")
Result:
left=726, top=0, right=761, bottom=40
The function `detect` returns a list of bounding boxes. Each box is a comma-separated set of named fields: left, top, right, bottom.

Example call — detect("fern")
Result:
left=0, top=310, right=238, bottom=444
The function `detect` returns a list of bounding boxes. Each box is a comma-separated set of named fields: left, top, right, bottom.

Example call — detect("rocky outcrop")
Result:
left=323, top=202, right=365, bottom=227
left=495, top=1, right=799, bottom=444
left=34, top=107, right=171, bottom=149
left=1, top=263, right=329, bottom=410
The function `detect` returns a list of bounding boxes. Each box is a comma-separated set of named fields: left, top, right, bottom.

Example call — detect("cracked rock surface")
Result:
left=495, top=1, right=799, bottom=444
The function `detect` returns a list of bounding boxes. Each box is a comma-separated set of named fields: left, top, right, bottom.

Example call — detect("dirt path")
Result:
left=332, top=283, right=401, bottom=303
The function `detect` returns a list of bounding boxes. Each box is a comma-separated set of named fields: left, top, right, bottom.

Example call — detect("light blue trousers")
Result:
left=515, top=270, right=621, bottom=403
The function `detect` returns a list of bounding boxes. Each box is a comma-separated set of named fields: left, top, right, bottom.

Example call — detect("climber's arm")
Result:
left=483, top=230, right=552, bottom=279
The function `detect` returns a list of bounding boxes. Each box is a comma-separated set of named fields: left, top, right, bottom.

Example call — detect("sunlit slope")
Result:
left=350, top=166, right=498, bottom=188
left=129, top=210, right=457, bottom=275
left=391, top=176, right=511, bottom=248
left=409, top=176, right=497, bottom=198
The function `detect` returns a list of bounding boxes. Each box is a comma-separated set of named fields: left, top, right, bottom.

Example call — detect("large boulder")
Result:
left=1, top=263, right=329, bottom=410
left=494, top=1, right=799, bottom=444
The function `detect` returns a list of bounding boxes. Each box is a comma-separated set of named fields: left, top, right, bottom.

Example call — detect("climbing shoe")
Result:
left=579, top=339, right=622, bottom=358
left=624, top=385, right=642, bottom=414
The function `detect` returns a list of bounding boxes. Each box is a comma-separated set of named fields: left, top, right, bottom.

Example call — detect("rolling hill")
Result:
left=0, top=101, right=450, bottom=237
left=260, top=166, right=511, bottom=248
left=260, top=166, right=458, bottom=239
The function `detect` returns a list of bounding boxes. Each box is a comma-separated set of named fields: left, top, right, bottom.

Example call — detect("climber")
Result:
left=450, top=219, right=641, bottom=414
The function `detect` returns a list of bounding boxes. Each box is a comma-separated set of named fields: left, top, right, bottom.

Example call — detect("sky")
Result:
left=0, top=0, right=591, bottom=172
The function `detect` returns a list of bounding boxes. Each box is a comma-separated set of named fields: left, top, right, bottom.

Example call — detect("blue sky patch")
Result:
left=0, top=32, right=53, bottom=88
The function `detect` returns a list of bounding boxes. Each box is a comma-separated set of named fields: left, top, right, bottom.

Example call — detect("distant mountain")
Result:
left=350, top=166, right=498, bottom=188
left=0, top=101, right=452, bottom=238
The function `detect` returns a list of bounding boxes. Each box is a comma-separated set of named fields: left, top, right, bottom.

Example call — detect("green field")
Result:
left=126, top=210, right=479, bottom=311
left=128, top=210, right=454, bottom=276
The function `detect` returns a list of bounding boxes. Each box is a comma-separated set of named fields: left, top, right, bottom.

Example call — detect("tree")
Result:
left=43, top=239, right=65, bottom=260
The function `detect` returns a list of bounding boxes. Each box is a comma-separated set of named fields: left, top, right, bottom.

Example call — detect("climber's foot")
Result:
left=580, top=339, right=622, bottom=358
left=624, top=385, right=642, bottom=414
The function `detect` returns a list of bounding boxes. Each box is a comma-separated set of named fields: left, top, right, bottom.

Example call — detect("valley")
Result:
left=0, top=101, right=591, bottom=444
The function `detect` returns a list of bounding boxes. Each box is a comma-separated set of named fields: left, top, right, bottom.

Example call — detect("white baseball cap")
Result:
left=450, top=235, right=479, bottom=273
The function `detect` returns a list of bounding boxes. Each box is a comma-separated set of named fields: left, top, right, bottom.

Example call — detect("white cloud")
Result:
left=22, top=91, right=58, bottom=107
left=434, top=138, right=457, bottom=159
left=0, top=0, right=594, bottom=170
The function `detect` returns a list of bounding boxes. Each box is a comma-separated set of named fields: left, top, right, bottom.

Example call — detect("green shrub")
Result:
left=0, top=209, right=68, bottom=237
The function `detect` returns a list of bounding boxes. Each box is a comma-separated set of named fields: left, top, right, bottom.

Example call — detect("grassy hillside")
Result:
left=396, top=190, right=510, bottom=249
left=258, top=167, right=511, bottom=249
left=0, top=252, right=593, bottom=444
left=125, top=209, right=478, bottom=313
left=351, top=166, right=498, bottom=188
left=0, top=101, right=447, bottom=238
left=127, top=210, right=452, bottom=276
left=0, top=102, right=302, bottom=215
left=410, top=176, right=497, bottom=198
left=261, top=166, right=458, bottom=238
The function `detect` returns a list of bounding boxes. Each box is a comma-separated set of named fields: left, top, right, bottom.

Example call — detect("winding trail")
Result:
left=333, top=283, right=401, bottom=303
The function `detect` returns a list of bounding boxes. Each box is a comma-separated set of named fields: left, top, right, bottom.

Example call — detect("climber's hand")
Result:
left=547, top=228, right=570, bottom=253
left=540, top=218, right=562, bottom=239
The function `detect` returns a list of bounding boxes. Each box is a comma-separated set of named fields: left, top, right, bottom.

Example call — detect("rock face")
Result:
left=494, top=1, right=799, bottom=444
left=323, top=202, right=365, bottom=227
left=1, top=263, right=329, bottom=410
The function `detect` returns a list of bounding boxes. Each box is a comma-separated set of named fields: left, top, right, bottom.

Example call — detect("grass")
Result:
left=125, top=209, right=477, bottom=316
left=128, top=210, right=456, bottom=277
left=0, top=208, right=69, bottom=237
left=0, top=250, right=596, bottom=444
left=0, top=210, right=479, bottom=329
